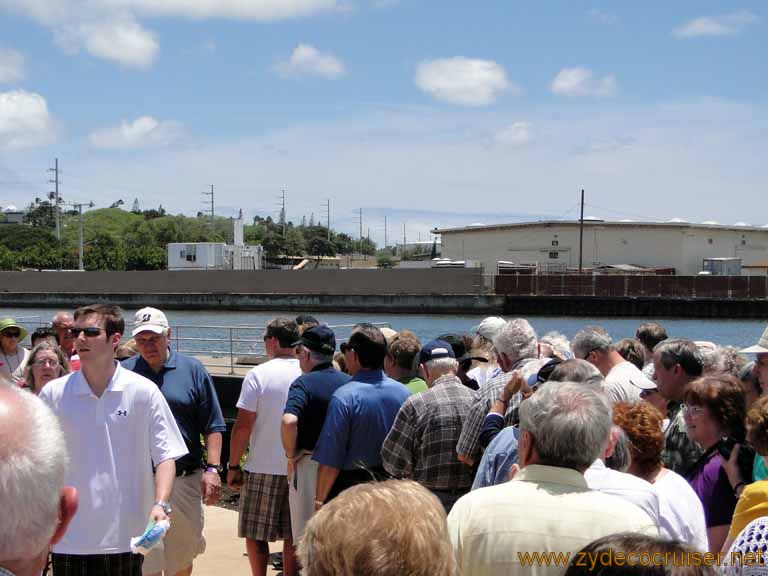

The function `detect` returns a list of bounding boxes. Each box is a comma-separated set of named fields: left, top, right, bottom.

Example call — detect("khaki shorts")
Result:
left=143, top=470, right=206, bottom=575
left=288, top=455, right=318, bottom=543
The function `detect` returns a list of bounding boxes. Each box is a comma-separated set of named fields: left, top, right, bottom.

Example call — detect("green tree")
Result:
left=126, top=245, right=166, bottom=270
left=332, top=233, right=354, bottom=255
left=84, top=232, right=127, bottom=270
left=377, top=254, right=394, bottom=268
left=24, top=200, right=57, bottom=228
left=0, top=245, right=17, bottom=270
left=307, top=236, right=335, bottom=258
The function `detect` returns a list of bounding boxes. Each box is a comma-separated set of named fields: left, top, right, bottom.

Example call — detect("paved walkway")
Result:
left=195, top=506, right=282, bottom=575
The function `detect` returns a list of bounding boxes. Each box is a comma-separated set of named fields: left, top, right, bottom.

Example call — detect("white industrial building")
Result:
left=434, top=220, right=768, bottom=276
left=167, top=213, right=263, bottom=271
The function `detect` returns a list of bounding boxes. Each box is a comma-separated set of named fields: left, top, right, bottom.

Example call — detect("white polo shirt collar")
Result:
left=73, top=361, right=127, bottom=397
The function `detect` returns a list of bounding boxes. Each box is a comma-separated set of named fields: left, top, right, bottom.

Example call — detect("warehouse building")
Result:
left=434, top=220, right=768, bottom=276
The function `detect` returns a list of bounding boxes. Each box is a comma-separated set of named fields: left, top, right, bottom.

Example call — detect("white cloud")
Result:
left=588, top=8, right=616, bottom=24
left=414, top=57, right=515, bottom=106
left=88, top=116, right=181, bottom=149
left=77, top=17, right=159, bottom=69
left=495, top=122, right=533, bottom=146
left=673, top=10, right=758, bottom=38
left=0, top=0, right=338, bottom=70
left=0, top=49, right=25, bottom=83
left=275, top=44, right=346, bottom=79
left=0, top=89, right=55, bottom=149
left=550, top=67, right=617, bottom=97
left=105, top=0, right=339, bottom=21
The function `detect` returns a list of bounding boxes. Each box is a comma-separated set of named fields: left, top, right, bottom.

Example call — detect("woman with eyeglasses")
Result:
left=22, top=341, right=71, bottom=395
left=0, top=317, right=30, bottom=387
left=683, top=375, right=750, bottom=552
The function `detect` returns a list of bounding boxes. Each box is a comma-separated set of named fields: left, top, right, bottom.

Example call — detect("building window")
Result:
left=551, top=240, right=559, bottom=247
left=742, top=240, right=747, bottom=246
left=549, top=251, right=559, bottom=259
left=707, top=239, right=713, bottom=245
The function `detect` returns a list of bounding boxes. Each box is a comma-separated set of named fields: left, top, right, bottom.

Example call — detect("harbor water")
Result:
left=3, top=306, right=766, bottom=356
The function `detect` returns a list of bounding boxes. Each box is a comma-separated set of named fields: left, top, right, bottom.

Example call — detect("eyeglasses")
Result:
left=577, top=348, right=598, bottom=361
left=639, top=389, right=657, bottom=399
left=2, top=330, right=21, bottom=338
left=33, top=358, right=60, bottom=368
left=685, top=406, right=707, bottom=418
left=70, top=327, right=104, bottom=338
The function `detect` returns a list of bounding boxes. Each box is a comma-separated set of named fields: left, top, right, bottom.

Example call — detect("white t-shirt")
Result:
left=237, top=357, right=301, bottom=475
left=39, top=363, right=188, bottom=554
left=585, top=459, right=662, bottom=529
left=654, top=468, right=709, bottom=552
left=604, top=361, right=654, bottom=404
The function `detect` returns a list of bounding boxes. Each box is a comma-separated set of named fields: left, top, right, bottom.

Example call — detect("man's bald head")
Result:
left=0, top=386, right=71, bottom=562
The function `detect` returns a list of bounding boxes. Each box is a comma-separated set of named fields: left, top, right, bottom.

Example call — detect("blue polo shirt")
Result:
left=283, top=363, right=352, bottom=453
left=122, top=350, right=227, bottom=472
left=312, top=369, right=410, bottom=471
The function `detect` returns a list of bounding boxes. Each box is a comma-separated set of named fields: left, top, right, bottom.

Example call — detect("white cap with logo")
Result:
left=132, top=307, right=169, bottom=337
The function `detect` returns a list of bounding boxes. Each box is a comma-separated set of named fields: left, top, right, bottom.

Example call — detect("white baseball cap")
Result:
left=473, top=317, right=507, bottom=341
left=132, top=307, right=169, bottom=336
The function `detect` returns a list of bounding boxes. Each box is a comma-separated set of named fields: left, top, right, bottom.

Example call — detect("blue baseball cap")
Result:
left=419, top=339, right=456, bottom=364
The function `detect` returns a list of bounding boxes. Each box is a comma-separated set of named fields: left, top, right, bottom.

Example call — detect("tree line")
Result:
left=0, top=200, right=377, bottom=271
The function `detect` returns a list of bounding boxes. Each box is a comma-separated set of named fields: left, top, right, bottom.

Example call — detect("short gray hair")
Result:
left=571, top=326, right=613, bottom=359
left=0, top=386, right=69, bottom=559
left=654, top=338, right=702, bottom=377
left=519, top=381, right=612, bottom=470
left=309, top=349, right=334, bottom=365
left=492, top=318, right=538, bottom=364
left=605, top=426, right=632, bottom=473
left=424, top=357, right=458, bottom=376
left=548, top=359, right=604, bottom=386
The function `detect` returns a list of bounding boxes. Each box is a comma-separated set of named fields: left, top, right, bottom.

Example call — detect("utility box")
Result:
left=702, top=257, right=742, bottom=276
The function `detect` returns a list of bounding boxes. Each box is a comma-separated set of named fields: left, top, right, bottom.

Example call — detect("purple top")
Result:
left=687, top=450, right=738, bottom=527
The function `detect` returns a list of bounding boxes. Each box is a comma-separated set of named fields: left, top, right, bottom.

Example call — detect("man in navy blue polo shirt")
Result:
left=281, top=325, right=351, bottom=543
left=312, top=324, right=410, bottom=508
left=122, top=307, right=226, bottom=576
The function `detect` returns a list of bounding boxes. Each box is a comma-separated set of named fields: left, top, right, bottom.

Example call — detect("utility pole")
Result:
left=64, top=200, right=95, bottom=271
left=48, top=158, right=61, bottom=242
left=324, top=199, right=331, bottom=241
left=357, top=208, right=363, bottom=254
left=578, top=189, right=585, bottom=274
left=280, top=189, right=287, bottom=236
left=384, top=215, right=388, bottom=248
left=202, top=185, right=215, bottom=236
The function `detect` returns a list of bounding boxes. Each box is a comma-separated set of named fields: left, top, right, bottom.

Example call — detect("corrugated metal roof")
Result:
left=432, top=220, right=768, bottom=234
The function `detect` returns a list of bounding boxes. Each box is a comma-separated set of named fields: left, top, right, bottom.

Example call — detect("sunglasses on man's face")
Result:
left=2, top=330, right=21, bottom=338
left=70, top=327, right=105, bottom=338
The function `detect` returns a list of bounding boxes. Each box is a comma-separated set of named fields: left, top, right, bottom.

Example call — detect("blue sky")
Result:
left=0, top=0, right=765, bottom=245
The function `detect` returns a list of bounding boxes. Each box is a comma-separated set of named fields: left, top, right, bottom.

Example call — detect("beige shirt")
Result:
left=0, top=346, right=29, bottom=387
left=448, top=464, right=659, bottom=576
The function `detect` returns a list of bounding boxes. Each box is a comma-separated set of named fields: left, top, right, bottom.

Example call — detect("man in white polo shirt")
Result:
left=40, top=304, right=187, bottom=576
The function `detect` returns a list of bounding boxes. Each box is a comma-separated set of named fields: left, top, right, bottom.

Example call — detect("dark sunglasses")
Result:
left=2, top=330, right=21, bottom=338
left=340, top=342, right=355, bottom=354
left=639, top=388, right=657, bottom=398
left=70, top=327, right=104, bottom=338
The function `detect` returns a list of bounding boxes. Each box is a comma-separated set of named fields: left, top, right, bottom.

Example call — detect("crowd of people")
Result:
left=3, top=308, right=768, bottom=575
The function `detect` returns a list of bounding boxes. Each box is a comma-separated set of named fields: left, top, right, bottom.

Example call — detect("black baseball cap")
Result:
left=292, top=325, right=336, bottom=355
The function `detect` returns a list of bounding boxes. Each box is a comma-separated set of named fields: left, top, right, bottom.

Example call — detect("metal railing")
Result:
left=171, top=322, right=392, bottom=375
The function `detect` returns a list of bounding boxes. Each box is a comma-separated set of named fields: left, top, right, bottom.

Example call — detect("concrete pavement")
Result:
left=194, top=505, right=283, bottom=576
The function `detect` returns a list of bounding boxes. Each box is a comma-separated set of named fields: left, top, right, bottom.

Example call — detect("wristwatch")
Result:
left=154, top=500, right=172, bottom=516
left=205, top=462, right=223, bottom=473
left=228, top=464, right=242, bottom=472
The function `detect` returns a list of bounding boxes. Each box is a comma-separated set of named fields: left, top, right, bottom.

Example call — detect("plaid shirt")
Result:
left=455, top=360, right=542, bottom=464
left=381, top=374, right=477, bottom=490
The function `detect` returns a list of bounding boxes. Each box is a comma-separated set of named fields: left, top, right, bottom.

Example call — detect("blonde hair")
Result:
left=298, top=480, right=456, bottom=576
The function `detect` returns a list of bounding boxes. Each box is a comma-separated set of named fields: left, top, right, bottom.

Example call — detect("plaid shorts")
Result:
left=238, top=471, right=291, bottom=542
left=52, top=552, right=143, bottom=576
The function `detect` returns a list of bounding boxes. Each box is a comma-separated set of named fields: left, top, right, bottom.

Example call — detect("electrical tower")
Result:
left=321, top=199, right=331, bottom=240
left=132, top=198, right=140, bottom=213
left=278, top=189, right=287, bottom=236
